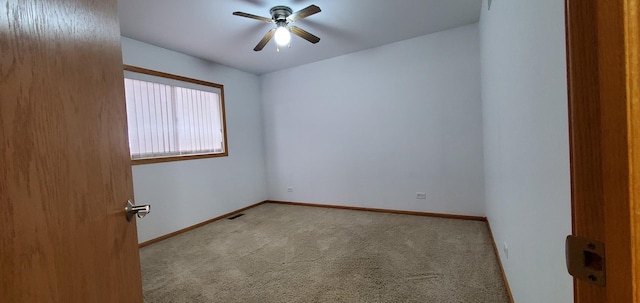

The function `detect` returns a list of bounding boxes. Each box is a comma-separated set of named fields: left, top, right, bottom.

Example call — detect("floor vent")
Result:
left=227, top=213, right=245, bottom=220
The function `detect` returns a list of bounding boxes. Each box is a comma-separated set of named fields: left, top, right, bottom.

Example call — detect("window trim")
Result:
left=123, top=65, right=229, bottom=165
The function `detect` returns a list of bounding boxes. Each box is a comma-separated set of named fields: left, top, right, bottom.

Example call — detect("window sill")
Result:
left=131, top=152, right=228, bottom=165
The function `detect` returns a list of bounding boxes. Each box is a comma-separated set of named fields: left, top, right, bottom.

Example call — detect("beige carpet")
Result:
left=140, top=203, right=510, bottom=303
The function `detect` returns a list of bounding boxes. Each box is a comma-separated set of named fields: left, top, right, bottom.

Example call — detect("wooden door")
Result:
left=0, top=0, right=144, bottom=302
left=565, top=0, right=640, bottom=302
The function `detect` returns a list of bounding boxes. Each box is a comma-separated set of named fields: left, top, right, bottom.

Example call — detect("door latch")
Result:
left=566, top=235, right=605, bottom=287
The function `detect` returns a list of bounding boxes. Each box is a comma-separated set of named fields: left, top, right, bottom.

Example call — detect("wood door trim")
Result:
left=266, top=200, right=487, bottom=221
left=566, top=0, right=639, bottom=301
left=624, top=0, right=640, bottom=299
left=565, top=1, right=607, bottom=300
left=138, top=201, right=267, bottom=248
left=597, top=1, right=634, bottom=301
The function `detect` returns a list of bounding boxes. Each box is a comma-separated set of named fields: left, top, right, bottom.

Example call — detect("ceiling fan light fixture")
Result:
left=274, top=25, right=291, bottom=47
left=233, top=4, right=321, bottom=51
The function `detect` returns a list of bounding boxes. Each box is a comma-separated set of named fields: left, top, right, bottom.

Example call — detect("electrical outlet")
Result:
left=416, top=192, right=426, bottom=199
left=503, top=242, right=509, bottom=259
left=287, top=187, right=294, bottom=193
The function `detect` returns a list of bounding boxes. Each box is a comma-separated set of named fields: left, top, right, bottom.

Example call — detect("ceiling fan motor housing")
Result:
left=270, top=6, right=293, bottom=22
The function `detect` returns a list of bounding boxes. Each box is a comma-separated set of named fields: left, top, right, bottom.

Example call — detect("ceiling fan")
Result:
left=233, top=4, right=321, bottom=52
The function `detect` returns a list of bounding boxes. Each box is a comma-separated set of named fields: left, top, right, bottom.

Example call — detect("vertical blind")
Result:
left=124, top=78, right=224, bottom=159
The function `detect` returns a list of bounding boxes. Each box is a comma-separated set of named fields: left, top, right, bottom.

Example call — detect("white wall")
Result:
left=261, top=24, right=485, bottom=216
left=120, top=37, right=268, bottom=243
left=479, top=1, right=573, bottom=302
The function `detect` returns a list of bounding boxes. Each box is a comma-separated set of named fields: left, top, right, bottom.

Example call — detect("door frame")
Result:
left=565, top=0, right=639, bottom=301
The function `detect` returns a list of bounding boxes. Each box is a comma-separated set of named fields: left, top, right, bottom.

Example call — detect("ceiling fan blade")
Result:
left=254, top=28, right=276, bottom=51
left=289, top=26, right=320, bottom=44
left=232, top=11, right=273, bottom=23
left=289, top=5, right=321, bottom=22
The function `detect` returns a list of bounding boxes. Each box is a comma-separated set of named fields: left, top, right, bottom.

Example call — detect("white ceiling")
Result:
left=118, top=0, right=482, bottom=75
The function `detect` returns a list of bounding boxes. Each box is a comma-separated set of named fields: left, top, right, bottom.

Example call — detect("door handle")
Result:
left=125, top=200, right=151, bottom=221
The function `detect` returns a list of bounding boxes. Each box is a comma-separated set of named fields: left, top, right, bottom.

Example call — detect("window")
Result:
left=123, top=66, right=228, bottom=164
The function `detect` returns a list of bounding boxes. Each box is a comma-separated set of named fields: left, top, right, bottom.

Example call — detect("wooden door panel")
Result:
left=0, top=0, right=143, bottom=302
